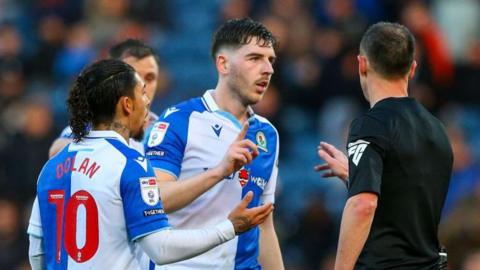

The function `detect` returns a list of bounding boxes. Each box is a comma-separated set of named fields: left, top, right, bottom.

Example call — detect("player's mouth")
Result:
left=255, top=80, right=269, bottom=93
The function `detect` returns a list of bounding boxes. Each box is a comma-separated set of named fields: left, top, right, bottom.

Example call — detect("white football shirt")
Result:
left=28, top=130, right=170, bottom=270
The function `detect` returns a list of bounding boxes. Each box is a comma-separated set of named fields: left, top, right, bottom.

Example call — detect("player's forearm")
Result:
left=335, top=195, right=377, bottom=270
left=258, top=214, right=284, bottom=270
left=157, top=168, right=224, bottom=213
left=29, top=235, right=45, bottom=270
left=138, top=220, right=235, bottom=265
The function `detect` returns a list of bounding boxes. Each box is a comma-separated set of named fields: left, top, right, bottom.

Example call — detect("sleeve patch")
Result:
left=348, top=139, right=370, bottom=166
left=139, top=177, right=160, bottom=206
left=147, top=122, right=170, bottom=147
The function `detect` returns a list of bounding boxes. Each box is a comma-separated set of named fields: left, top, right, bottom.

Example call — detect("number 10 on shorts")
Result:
left=48, top=190, right=100, bottom=263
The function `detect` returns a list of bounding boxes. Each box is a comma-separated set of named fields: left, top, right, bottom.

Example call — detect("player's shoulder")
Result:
left=349, top=107, right=391, bottom=141
left=250, top=114, right=279, bottom=153
left=159, top=96, right=207, bottom=121
left=105, top=138, right=152, bottom=175
left=104, top=138, right=143, bottom=161
left=251, top=114, right=279, bottom=136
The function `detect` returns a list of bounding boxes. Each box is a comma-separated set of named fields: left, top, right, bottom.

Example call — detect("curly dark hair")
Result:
left=211, top=18, right=277, bottom=60
left=67, top=59, right=137, bottom=142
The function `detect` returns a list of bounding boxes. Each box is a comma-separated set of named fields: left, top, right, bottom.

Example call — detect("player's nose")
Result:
left=262, top=60, right=274, bottom=75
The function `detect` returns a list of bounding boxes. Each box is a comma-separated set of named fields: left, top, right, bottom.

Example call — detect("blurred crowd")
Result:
left=0, top=0, right=479, bottom=269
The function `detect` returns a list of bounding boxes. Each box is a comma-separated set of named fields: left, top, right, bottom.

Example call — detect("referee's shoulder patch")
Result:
left=348, top=139, right=370, bottom=166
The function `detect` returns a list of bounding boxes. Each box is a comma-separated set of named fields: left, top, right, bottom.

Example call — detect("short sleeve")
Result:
left=260, top=129, right=279, bottom=205
left=143, top=108, right=189, bottom=178
left=120, top=158, right=170, bottom=241
left=347, top=115, right=389, bottom=197
left=27, top=197, right=43, bottom=237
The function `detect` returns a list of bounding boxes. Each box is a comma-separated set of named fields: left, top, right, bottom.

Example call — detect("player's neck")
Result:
left=367, top=75, right=409, bottom=108
left=95, top=121, right=130, bottom=142
left=213, top=85, right=250, bottom=123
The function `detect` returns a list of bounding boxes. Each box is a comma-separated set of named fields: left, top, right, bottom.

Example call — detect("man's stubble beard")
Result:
left=227, top=65, right=259, bottom=106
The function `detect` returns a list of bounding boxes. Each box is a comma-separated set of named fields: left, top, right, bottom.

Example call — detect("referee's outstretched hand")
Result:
left=215, top=122, right=259, bottom=178
left=228, top=191, right=273, bottom=234
left=315, top=141, right=349, bottom=185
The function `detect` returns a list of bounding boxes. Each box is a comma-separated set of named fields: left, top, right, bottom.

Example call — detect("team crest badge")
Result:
left=139, top=177, right=160, bottom=206
left=255, top=131, right=268, bottom=152
left=147, top=122, right=169, bottom=147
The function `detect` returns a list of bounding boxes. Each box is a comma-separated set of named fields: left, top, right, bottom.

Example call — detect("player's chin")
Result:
left=131, top=127, right=145, bottom=141
left=248, top=92, right=264, bottom=105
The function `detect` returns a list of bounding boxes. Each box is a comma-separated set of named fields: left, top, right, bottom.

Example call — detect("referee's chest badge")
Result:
left=256, top=131, right=268, bottom=152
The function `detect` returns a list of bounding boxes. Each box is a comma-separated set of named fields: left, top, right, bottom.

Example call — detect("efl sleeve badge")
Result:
left=139, top=177, right=160, bottom=206
left=147, top=122, right=170, bottom=147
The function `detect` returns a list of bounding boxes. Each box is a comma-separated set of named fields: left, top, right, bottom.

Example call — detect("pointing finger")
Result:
left=236, top=122, right=249, bottom=141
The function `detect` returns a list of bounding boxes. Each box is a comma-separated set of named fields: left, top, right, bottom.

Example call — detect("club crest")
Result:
left=256, top=131, right=268, bottom=152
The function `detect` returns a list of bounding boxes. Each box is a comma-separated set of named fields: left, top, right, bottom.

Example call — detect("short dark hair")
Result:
left=359, top=22, right=415, bottom=78
left=109, top=39, right=158, bottom=61
left=68, top=59, right=137, bottom=142
left=211, top=18, right=277, bottom=60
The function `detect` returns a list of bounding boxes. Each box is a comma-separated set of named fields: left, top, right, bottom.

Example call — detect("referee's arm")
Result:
left=335, top=192, right=378, bottom=270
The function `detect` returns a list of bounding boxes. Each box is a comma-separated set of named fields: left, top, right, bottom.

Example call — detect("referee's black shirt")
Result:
left=347, top=97, right=453, bottom=269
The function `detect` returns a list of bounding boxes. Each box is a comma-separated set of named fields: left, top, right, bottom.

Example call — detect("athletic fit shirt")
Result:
left=143, top=90, right=279, bottom=270
left=28, top=130, right=170, bottom=270
left=347, top=97, right=453, bottom=269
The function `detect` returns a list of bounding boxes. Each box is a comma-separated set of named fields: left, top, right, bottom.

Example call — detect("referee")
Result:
left=317, top=22, right=453, bottom=269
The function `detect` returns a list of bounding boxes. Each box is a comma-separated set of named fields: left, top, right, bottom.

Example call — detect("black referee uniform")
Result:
left=347, top=97, right=453, bottom=269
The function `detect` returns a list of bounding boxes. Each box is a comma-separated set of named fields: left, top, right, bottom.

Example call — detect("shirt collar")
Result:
left=85, top=130, right=129, bottom=146
left=202, top=89, right=255, bottom=118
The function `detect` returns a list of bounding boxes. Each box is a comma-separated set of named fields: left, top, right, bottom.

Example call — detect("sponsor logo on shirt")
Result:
left=205, top=167, right=267, bottom=190
left=139, top=177, right=160, bottom=206
left=147, top=122, right=169, bottom=147
left=238, top=169, right=249, bottom=187
left=348, top=139, right=370, bottom=166
left=250, top=176, right=266, bottom=190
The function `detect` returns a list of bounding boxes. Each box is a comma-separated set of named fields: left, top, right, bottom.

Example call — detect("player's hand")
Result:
left=228, top=191, right=273, bottom=235
left=315, top=141, right=349, bottom=185
left=214, top=122, right=259, bottom=178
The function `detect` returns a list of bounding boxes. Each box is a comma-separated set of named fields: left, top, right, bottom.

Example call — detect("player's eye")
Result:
left=145, top=74, right=156, bottom=82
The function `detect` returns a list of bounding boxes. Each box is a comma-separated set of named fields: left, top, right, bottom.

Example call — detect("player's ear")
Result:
left=119, top=96, right=134, bottom=116
left=358, top=55, right=368, bottom=76
left=408, top=60, right=417, bottom=80
left=216, top=53, right=229, bottom=75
